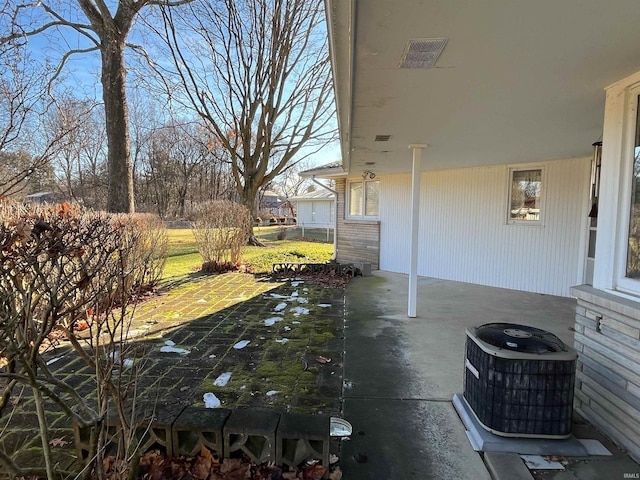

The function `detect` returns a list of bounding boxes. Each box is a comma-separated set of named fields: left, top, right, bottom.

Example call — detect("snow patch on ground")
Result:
left=274, top=302, right=287, bottom=312
left=291, top=306, right=310, bottom=316
left=233, top=340, right=250, bottom=350
left=264, top=317, right=283, bottom=327
left=213, top=372, right=232, bottom=387
left=203, top=392, right=221, bottom=408
left=160, top=340, right=190, bottom=355
left=318, top=304, right=332, bottom=308
left=266, top=390, right=280, bottom=397
left=275, top=338, right=289, bottom=344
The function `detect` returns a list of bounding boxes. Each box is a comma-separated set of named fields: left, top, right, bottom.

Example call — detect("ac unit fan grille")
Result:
left=464, top=335, right=575, bottom=437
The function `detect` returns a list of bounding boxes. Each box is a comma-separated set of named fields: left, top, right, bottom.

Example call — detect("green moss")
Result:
left=223, top=323, right=240, bottom=334
left=263, top=347, right=285, bottom=361
left=304, top=366, right=319, bottom=375
left=298, top=370, right=316, bottom=383
left=310, top=331, right=335, bottom=343
left=282, top=338, right=309, bottom=350
left=255, top=360, right=283, bottom=377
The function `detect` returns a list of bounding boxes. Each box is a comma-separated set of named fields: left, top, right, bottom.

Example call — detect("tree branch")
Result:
left=0, top=2, right=97, bottom=46
left=48, top=46, right=100, bottom=91
left=147, top=0, right=193, bottom=6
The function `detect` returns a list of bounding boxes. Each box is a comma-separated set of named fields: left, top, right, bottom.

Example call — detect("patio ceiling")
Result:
left=325, top=0, right=640, bottom=175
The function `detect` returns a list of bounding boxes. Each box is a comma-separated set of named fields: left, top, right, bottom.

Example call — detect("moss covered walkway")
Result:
left=0, top=272, right=345, bottom=474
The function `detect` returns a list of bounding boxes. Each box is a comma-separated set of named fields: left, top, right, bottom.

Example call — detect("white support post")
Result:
left=408, top=144, right=426, bottom=318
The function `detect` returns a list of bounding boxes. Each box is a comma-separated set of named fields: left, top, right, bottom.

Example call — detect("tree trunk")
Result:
left=102, top=38, right=134, bottom=213
left=242, top=183, right=265, bottom=246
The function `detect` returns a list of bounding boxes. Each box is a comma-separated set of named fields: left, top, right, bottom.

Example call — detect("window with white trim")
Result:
left=625, top=94, right=640, bottom=279
left=596, top=71, right=640, bottom=295
left=613, top=84, right=640, bottom=294
left=347, top=180, right=379, bottom=218
left=508, top=168, right=543, bottom=224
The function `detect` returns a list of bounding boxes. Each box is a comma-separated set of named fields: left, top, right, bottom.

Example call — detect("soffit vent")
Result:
left=400, top=38, right=448, bottom=69
left=375, top=135, right=391, bottom=142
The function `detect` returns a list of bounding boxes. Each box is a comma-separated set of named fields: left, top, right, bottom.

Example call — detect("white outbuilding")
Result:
left=290, top=189, right=335, bottom=239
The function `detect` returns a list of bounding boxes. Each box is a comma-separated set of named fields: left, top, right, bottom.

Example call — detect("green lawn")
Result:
left=162, top=226, right=334, bottom=282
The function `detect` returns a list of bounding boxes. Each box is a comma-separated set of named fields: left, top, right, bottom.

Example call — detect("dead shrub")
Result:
left=0, top=201, right=167, bottom=477
left=191, top=200, right=251, bottom=269
left=128, top=213, right=168, bottom=290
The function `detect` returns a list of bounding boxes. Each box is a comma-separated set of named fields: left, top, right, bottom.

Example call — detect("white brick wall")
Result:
left=571, top=285, right=640, bottom=461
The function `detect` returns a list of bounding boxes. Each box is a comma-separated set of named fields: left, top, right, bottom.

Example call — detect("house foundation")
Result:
left=571, top=285, right=640, bottom=462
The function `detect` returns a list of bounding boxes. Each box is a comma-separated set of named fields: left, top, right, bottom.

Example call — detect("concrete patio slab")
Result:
left=341, top=271, right=640, bottom=480
left=341, top=398, right=490, bottom=479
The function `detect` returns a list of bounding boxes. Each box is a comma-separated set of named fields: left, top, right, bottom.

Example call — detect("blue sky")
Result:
left=18, top=3, right=341, bottom=169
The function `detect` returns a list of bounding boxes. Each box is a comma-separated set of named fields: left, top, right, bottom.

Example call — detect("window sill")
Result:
left=506, top=221, right=544, bottom=227
left=343, top=218, right=380, bottom=225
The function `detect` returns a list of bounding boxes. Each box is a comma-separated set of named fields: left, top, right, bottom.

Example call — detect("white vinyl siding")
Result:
left=379, top=158, right=590, bottom=297
left=297, top=200, right=333, bottom=226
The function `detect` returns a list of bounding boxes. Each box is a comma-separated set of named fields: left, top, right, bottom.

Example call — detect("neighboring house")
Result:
left=258, top=190, right=294, bottom=222
left=312, top=0, right=640, bottom=462
left=290, top=189, right=335, bottom=236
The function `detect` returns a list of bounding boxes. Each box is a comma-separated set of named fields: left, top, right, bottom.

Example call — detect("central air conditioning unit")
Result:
left=463, top=323, right=577, bottom=439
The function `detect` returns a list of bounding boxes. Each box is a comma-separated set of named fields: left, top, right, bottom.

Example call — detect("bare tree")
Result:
left=0, top=45, right=71, bottom=197
left=197, top=138, right=237, bottom=205
left=1, top=0, right=192, bottom=213
left=46, top=97, right=99, bottom=202
left=271, top=158, right=316, bottom=198
left=153, top=0, right=336, bottom=242
left=74, top=107, right=109, bottom=209
left=135, top=118, right=236, bottom=217
left=0, top=151, right=44, bottom=197
left=129, top=89, right=160, bottom=210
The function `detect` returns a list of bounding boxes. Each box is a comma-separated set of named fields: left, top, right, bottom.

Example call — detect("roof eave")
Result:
left=324, top=0, right=355, bottom=174
left=299, top=168, right=348, bottom=179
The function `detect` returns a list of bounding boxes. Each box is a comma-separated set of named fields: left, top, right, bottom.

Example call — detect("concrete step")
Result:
left=484, top=452, right=533, bottom=480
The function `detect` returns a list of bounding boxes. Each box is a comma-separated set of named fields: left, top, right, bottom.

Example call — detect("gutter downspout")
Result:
left=311, top=176, right=338, bottom=260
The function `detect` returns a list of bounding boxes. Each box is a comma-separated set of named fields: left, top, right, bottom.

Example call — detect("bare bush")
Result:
left=129, top=213, right=169, bottom=290
left=0, top=201, right=167, bottom=478
left=192, top=200, right=251, bottom=269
